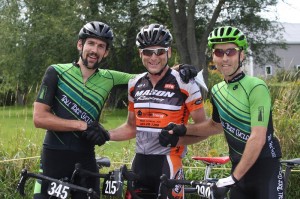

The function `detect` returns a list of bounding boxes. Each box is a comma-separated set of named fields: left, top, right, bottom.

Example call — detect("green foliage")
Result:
left=268, top=72, right=300, bottom=198
left=0, top=0, right=286, bottom=106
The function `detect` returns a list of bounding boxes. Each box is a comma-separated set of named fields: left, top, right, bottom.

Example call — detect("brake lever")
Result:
left=16, top=169, right=29, bottom=196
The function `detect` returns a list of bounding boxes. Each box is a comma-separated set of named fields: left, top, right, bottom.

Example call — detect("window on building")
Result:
left=265, top=65, right=272, bottom=75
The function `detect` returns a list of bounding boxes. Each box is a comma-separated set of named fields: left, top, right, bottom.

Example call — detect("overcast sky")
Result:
left=269, top=0, right=300, bottom=23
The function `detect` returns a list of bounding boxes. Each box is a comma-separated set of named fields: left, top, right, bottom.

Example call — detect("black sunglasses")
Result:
left=141, top=48, right=168, bottom=56
left=213, top=48, right=240, bottom=57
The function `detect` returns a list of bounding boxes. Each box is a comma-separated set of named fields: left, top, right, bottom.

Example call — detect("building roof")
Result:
left=280, top=22, right=300, bottom=44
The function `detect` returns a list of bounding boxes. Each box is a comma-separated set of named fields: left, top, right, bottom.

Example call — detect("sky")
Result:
left=268, top=0, right=300, bottom=23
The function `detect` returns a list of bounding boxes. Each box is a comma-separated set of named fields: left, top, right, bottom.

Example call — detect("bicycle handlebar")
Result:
left=281, top=158, right=300, bottom=166
left=71, top=163, right=109, bottom=182
left=16, top=169, right=99, bottom=199
left=158, top=174, right=229, bottom=199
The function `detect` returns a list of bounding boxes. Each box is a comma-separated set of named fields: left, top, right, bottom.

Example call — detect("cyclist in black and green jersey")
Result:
left=33, top=21, right=196, bottom=199
left=33, top=21, right=135, bottom=199
left=160, top=26, right=284, bottom=199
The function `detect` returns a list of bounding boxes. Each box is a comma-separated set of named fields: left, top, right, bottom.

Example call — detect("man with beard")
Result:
left=32, top=21, right=136, bottom=199
left=32, top=21, right=197, bottom=199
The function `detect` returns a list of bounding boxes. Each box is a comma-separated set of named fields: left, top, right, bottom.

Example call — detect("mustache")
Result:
left=88, top=52, right=99, bottom=59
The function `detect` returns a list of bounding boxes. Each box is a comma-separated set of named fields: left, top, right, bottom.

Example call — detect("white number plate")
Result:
left=102, top=170, right=123, bottom=196
left=47, top=181, right=70, bottom=199
left=103, top=179, right=118, bottom=195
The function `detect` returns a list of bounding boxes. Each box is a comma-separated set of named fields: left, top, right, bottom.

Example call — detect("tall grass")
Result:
left=267, top=70, right=300, bottom=197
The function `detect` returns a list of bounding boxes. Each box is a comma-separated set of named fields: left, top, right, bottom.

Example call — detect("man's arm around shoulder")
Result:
left=109, top=111, right=136, bottom=141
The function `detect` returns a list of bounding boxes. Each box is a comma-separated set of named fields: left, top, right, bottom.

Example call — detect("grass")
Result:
left=1, top=75, right=300, bottom=198
left=0, top=106, right=135, bottom=162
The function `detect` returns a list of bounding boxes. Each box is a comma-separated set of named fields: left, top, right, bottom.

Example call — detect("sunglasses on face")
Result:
left=213, top=48, right=240, bottom=57
left=141, top=48, right=168, bottom=56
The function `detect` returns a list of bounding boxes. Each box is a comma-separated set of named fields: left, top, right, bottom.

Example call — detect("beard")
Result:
left=81, top=52, right=101, bottom=69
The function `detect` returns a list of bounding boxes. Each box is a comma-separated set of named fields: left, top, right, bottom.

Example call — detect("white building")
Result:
left=246, top=23, right=300, bottom=77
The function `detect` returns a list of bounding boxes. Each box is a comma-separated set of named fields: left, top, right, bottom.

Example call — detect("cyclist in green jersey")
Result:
left=33, top=21, right=135, bottom=199
left=33, top=21, right=197, bottom=199
left=159, top=26, right=284, bottom=199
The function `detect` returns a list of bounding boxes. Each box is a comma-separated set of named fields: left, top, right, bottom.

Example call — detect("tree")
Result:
left=167, top=0, right=283, bottom=83
left=0, top=0, right=285, bottom=106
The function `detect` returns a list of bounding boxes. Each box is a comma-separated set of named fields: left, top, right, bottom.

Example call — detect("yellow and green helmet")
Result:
left=208, top=26, right=248, bottom=52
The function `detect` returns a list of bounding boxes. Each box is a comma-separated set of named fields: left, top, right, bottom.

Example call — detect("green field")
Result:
left=0, top=98, right=299, bottom=198
left=0, top=106, right=135, bottom=163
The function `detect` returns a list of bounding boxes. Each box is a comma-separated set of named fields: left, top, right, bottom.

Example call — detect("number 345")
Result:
left=47, top=182, right=70, bottom=199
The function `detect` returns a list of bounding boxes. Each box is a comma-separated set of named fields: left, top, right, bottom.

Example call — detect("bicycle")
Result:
left=158, top=157, right=300, bottom=199
left=70, top=160, right=126, bottom=198
left=119, top=156, right=230, bottom=199
left=16, top=157, right=111, bottom=199
left=280, top=158, right=300, bottom=198
left=157, top=156, right=230, bottom=199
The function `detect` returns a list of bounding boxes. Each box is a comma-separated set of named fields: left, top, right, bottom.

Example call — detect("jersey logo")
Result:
left=195, top=98, right=202, bottom=105
left=137, top=83, right=146, bottom=88
left=164, top=84, right=175, bottom=90
left=258, top=106, right=264, bottom=122
left=135, top=89, right=175, bottom=97
left=173, top=168, right=184, bottom=194
left=137, top=110, right=142, bottom=116
left=233, top=85, right=238, bottom=90
left=38, top=85, right=47, bottom=100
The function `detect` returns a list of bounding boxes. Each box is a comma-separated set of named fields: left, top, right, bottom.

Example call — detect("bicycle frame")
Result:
left=16, top=169, right=99, bottom=199
left=158, top=174, right=229, bottom=199
left=123, top=156, right=230, bottom=199
left=16, top=157, right=111, bottom=199
left=281, top=158, right=300, bottom=198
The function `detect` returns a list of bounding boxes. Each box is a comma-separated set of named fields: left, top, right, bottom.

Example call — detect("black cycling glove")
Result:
left=159, top=129, right=179, bottom=147
left=164, top=122, right=187, bottom=136
left=179, top=64, right=198, bottom=83
left=82, top=121, right=110, bottom=146
left=159, top=123, right=187, bottom=147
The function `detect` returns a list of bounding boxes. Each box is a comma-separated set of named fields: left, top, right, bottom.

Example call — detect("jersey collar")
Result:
left=226, top=72, right=245, bottom=83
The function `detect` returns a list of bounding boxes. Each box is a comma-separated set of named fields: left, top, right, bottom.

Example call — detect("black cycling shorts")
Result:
left=33, top=148, right=100, bottom=199
left=230, top=158, right=284, bottom=199
left=131, top=153, right=184, bottom=199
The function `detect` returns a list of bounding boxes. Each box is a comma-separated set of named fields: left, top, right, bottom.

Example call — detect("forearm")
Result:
left=232, top=128, right=266, bottom=180
left=187, top=119, right=223, bottom=136
left=177, top=135, right=208, bottom=145
left=109, top=123, right=136, bottom=141
left=34, top=110, right=87, bottom=131
left=33, top=102, right=87, bottom=131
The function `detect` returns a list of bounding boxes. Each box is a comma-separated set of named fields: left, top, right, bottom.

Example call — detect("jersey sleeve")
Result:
left=109, top=70, right=136, bottom=86
left=211, top=98, right=221, bottom=123
left=35, top=66, right=59, bottom=106
left=184, top=81, right=204, bottom=112
left=127, top=76, right=139, bottom=112
left=249, top=83, right=271, bottom=127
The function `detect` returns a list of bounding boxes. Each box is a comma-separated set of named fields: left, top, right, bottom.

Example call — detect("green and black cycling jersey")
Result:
left=36, top=62, right=134, bottom=152
left=211, top=72, right=282, bottom=163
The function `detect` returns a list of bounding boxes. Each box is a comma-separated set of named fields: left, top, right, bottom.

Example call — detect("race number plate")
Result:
left=102, top=170, right=123, bottom=196
left=196, top=183, right=212, bottom=198
left=47, top=181, right=70, bottom=199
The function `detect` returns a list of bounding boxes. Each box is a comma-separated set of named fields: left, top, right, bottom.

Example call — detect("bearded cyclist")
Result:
left=109, top=24, right=207, bottom=199
left=33, top=21, right=198, bottom=199
left=160, top=26, right=284, bottom=199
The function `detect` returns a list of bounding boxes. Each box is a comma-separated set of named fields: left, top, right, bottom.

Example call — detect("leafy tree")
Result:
left=0, top=0, right=286, bottom=106
left=167, top=0, right=284, bottom=82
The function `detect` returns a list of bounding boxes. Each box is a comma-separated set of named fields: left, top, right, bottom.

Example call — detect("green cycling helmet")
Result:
left=208, top=26, right=248, bottom=51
